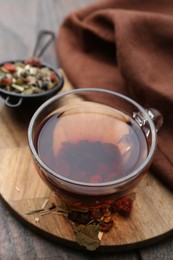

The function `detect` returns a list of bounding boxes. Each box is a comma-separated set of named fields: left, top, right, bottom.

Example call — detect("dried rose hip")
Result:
left=114, top=196, right=133, bottom=217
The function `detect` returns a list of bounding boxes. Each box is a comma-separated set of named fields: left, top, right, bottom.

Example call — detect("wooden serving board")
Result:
left=0, top=71, right=173, bottom=252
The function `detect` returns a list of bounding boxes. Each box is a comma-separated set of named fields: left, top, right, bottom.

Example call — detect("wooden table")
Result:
left=0, top=1, right=173, bottom=259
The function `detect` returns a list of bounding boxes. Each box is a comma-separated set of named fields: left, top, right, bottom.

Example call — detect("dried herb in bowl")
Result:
left=0, top=57, right=59, bottom=95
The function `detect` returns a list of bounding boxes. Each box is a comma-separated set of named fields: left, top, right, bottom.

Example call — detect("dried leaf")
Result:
left=75, top=224, right=100, bottom=251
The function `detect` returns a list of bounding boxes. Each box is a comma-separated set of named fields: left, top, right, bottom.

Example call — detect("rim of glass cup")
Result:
left=28, top=88, right=157, bottom=187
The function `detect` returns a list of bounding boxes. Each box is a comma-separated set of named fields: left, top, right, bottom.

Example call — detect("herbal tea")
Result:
left=36, top=102, right=148, bottom=185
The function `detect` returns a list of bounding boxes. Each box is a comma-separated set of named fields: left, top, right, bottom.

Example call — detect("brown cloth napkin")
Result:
left=56, top=0, right=173, bottom=190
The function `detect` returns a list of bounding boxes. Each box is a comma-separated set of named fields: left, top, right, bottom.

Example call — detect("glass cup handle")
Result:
left=133, top=108, right=163, bottom=137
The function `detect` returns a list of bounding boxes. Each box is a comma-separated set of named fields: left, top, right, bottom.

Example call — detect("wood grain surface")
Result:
left=0, top=1, right=173, bottom=259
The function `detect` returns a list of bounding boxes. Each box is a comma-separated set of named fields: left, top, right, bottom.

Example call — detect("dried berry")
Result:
left=3, top=63, right=16, bottom=73
left=114, top=196, right=133, bottom=217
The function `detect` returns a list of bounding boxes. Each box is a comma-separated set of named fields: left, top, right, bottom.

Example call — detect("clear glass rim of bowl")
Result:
left=28, top=88, right=157, bottom=188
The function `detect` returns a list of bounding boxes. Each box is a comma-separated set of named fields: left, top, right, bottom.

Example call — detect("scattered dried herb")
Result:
left=67, top=206, right=114, bottom=235
left=0, top=58, right=59, bottom=94
left=24, top=192, right=136, bottom=251
left=66, top=192, right=136, bottom=249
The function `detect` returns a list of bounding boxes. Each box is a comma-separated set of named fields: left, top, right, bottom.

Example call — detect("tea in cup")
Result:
left=28, top=88, right=162, bottom=209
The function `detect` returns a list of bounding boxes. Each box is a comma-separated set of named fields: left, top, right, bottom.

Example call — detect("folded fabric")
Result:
left=56, top=0, right=173, bottom=190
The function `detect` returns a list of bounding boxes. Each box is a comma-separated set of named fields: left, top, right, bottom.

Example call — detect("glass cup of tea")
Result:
left=28, top=88, right=163, bottom=209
